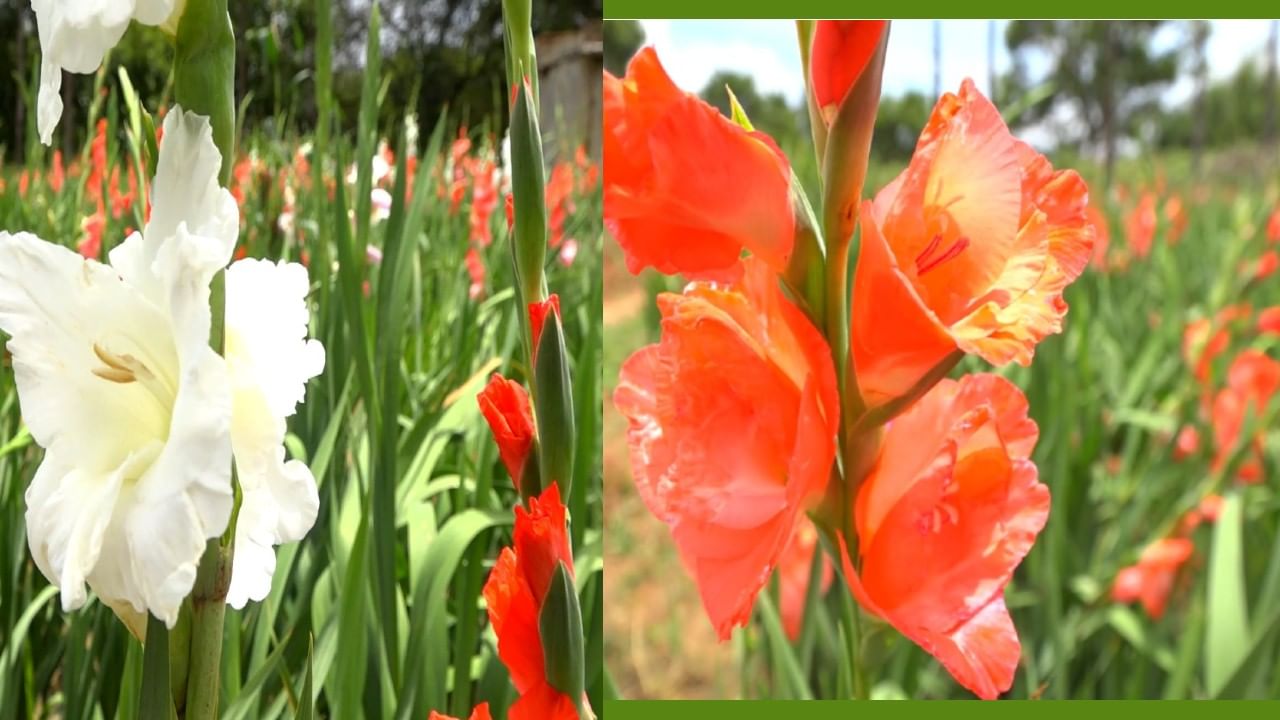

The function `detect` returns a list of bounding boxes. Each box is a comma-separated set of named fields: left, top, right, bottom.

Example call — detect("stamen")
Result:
left=93, top=344, right=137, bottom=384
left=92, top=366, right=136, bottom=384
left=915, top=233, right=970, bottom=276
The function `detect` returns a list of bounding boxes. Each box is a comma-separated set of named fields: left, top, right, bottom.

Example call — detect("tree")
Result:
left=604, top=20, right=644, bottom=76
left=1004, top=20, right=1177, bottom=187
left=1190, top=21, right=1211, bottom=173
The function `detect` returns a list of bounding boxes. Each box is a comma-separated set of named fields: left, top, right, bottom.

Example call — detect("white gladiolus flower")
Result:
left=224, top=260, right=324, bottom=608
left=0, top=107, right=235, bottom=633
left=0, top=106, right=325, bottom=633
left=31, top=0, right=187, bottom=145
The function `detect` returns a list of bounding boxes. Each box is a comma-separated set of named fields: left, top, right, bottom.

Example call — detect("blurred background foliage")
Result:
left=0, top=0, right=602, bottom=162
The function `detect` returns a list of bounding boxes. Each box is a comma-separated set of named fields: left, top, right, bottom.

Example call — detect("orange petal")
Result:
left=613, top=257, right=838, bottom=639
left=850, top=204, right=956, bottom=408
left=604, top=48, right=794, bottom=277
left=483, top=548, right=545, bottom=694
left=810, top=21, right=888, bottom=121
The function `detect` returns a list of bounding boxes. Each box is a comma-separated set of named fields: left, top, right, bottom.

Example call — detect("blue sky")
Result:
left=636, top=20, right=1277, bottom=108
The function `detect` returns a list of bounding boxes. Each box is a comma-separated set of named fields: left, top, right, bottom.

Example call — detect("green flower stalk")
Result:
left=172, top=0, right=238, bottom=716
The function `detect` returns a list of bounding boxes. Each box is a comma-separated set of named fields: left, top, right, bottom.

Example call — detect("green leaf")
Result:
left=540, top=562, right=586, bottom=710
left=140, top=614, right=175, bottom=720
left=1206, top=491, right=1250, bottom=696
left=534, top=311, right=575, bottom=500
left=295, top=635, right=314, bottom=720
left=724, top=85, right=755, bottom=131
left=400, top=509, right=511, bottom=719
left=755, top=592, right=813, bottom=700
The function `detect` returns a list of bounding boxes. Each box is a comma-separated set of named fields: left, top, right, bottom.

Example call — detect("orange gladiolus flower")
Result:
left=465, top=247, right=485, bottom=300
left=809, top=21, right=888, bottom=124
left=1211, top=350, right=1280, bottom=484
left=1258, top=306, right=1280, bottom=336
left=1126, top=192, right=1157, bottom=258
left=1182, top=317, right=1230, bottom=384
left=1252, top=250, right=1279, bottom=280
left=1172, top=425, right=1200, bottom=461
left=1163, top=195, right=1187, bottom=245
left=1086, top=202, right=1110, bottom=270
left=477, top=373, right=536, bottom=493
left=529, top=294, right=562, bottom=353
left=49, top=150, right=65, bottom=193
left=839, top=373, right=1049, bottom=700
left=850, top=80, right=1093, bottom=409
left=470, top=157, right=499, bottom=247
left=429, top=704, right=492, bottom=720
left=613, top=257, right=839, bottom=639
left=778, top=517, right=833, bottom=641
left=604, top=48, right=795, bottom=277
left=483, top=484, right=580, bottom=720
left=1266, top=206, right=1280, bottom=244
left=1198, top=493, right=1224, bottom=522
left=1111, top=538, right=1193, bottom=619
left=78, top=206, right=106, bottom=260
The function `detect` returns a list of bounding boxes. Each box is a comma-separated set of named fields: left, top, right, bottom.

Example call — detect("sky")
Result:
left=636, top=20, right=1277, bottom=108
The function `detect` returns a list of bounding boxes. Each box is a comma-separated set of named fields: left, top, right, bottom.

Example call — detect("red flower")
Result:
left=477, top=374, right=536, bottom=493
left=1126, top=192, right=1157, bottom=258
left=809, top=21, right=888, bottom=124
left=1251, top=250, right=1279, bottom=280
left=1086, top=202, right=1110, bottom=270
left=850, top=80, right=1093, bottom=409
left=1172, top=425, right=1200, bottom=461
left=1111, top=538, right=1193, bottom=619
left=1258, top=306, right=1280, bottom=336
left=546, top=162, right=576, bottom=249
left=429, top=704, right=492, bottom=720
left=613, top=256, right=839, bottom=639
left=529, top=294, right=561, bottom=356
left=470, top=158, right=499, bottom=247
left=1198, top=494, right=1224, bottom=522
left=78, top=206, right=106, bottom=260
left=466, top=248, right=486, bottom=300
left=1183, top=317, right=1230, bottom=384
left=604, top=47, right=795, bottom=277
left=1266, top=206, right=1280, bottom=244
left=839, top=374, right=1049, bottom=699
left=1211, top=350, right=1280, bottom=483
left=483, top=484, right=579, bottom=720
left=1163, top=195, right=1187, bottom=245
left=49, top=150, right=65, bottom=193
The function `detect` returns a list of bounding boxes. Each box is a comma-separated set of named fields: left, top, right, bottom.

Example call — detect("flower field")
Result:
left=0, top=2, right=603, bottom=718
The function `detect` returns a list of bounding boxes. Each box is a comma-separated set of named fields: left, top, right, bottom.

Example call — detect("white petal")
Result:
left=0, top=231, right=232, bottom=626
left=114, top=107, right=237, bottom=304
left=0, top=233, right=173, bottom=468
left=36, top=58, right=63, bottom=147
left=224, top=259, right=324, bottom=607
left=133, top=0, right=178, bottom=26
left=226, top=260, right=325, bottom=419
left=32, top=0, right=131, bottom=74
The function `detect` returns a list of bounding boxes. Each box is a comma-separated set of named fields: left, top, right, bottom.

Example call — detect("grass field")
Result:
left=0, top=11, right=604, bottom=717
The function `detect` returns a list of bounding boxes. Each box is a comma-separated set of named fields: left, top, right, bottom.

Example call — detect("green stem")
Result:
left=171, top=0, right=237, bottom=716
left=184, top=540, right=232, bottom=718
